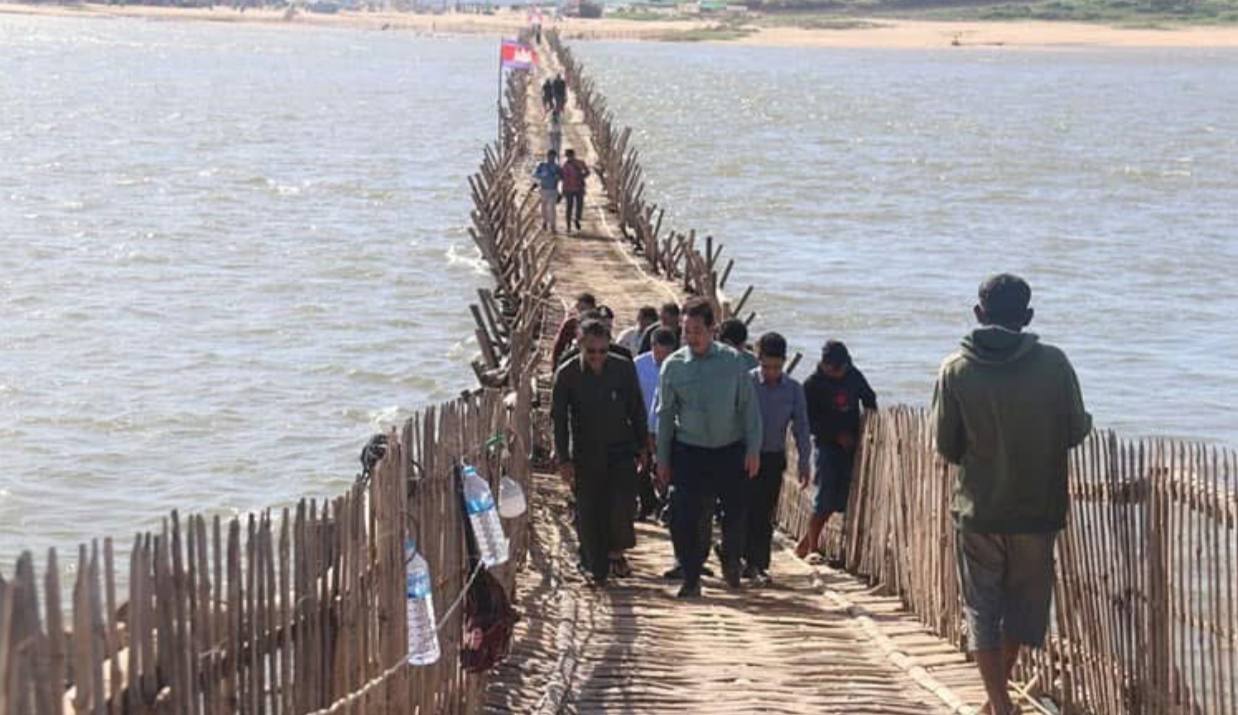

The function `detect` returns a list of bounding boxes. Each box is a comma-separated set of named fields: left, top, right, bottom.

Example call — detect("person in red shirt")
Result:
left=560, top=148, right=590, bottom=234
left=551, top=292, right=597, bottom=368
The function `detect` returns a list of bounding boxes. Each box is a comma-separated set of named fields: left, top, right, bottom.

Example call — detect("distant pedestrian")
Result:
left=719, top=317, right=758, bottom=371
left=548, top=111, right=563, bottom=157
left=560, top=148, right=590, bottom=233
left=932, top=274, right=1090, bottom=715
left=551, top=292, right=597, bottom=368
left=743, top=332, right=811, bottom=586
left=616, top=306, right=658, bottom=356
left=552, top=73, right=567, bottom=112
left=796, top=339, right=876, bottom=560
left=552, top=319, right=649, bottom=587
left=633, top=327, right=679, bottom=521
left=532, top=149, right=561, bottom=235
left=656, top=297, right=762, bottom=598
left=637, top=301, right=682, bottom=354
left=541, top=78, right=554, bottom=112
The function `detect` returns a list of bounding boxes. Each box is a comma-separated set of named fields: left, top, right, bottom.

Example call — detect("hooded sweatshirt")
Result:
left=932, top=326, right=1091, bottom=533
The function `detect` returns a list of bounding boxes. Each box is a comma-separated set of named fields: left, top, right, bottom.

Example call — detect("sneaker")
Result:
left=753, top=571, right=773, bottom=587
left=676, top=581, right=701, bottom=599
left=741, top=564, right=759, bottom=580
left=662, top=565, right=683, bottom=581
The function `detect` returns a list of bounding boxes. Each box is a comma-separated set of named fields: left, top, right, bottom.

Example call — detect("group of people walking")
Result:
left=548, top=274, right=1090, bottom=715
left=550, top=293, right=877, bottom=598
left=533, top=74, right=591, bottom=236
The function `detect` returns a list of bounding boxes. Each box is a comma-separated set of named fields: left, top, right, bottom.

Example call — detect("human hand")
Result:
left=745, top=454, right=760, bottom=479
left=558, top=462, right=575, bottom=485
left=656, top=464, right=671, bottom=490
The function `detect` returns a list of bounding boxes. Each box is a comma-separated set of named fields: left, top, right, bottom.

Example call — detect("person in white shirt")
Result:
left=616, top=306, right=658, bottom=357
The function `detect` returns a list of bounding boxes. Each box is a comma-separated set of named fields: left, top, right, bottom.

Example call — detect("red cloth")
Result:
left=551, top=316, right=579, bottom=368
left=561, top=159, right=589, bottom=193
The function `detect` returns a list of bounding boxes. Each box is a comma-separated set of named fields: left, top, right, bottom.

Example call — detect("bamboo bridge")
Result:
left=2, top=32, right=1236, bottom=715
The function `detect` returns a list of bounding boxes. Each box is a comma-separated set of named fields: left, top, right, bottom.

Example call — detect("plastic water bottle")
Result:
left=405, top=541, right=441, bottom=665
left=462, top=465, right=509, bottom=567
left=497, top=474, right=527, bottom=519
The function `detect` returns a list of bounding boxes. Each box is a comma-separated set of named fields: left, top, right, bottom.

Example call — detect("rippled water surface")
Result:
left=574, top=41, right=1238, bottom=446
left=1, top=16, right=495, bottom=569
left=3, top=20, right=1237, bottom=574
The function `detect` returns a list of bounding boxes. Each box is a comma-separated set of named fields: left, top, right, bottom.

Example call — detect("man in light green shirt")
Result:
left=656, top=297, right=762, bottom=598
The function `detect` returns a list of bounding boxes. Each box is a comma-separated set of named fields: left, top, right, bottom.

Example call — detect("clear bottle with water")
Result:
left=462, top=464, right=509, bottom=567
left=405, top=540, right=441, bottom=665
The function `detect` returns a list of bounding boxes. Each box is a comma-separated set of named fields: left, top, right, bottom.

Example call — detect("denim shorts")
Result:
left=813, top=443, right=854, bottom=516
left=955, top=530, right=1057, bottom=651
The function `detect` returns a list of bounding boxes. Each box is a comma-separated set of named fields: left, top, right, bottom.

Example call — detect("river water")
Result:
left=1, top=17, right=1235, bottom=573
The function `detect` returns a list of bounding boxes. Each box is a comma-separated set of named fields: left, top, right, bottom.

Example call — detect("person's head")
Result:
left=659, top=301, right=681, bottom=329
left=757, top=332, right=787, bottom=383
left=578, top=319, right=611, bottom=374
left=564, top=148, right=576, bottom=161
left=975, top=273, right=1034, bottom=332
left=681, top=297, right=715, bottom=356
left=574, top=292, right=597, bottom=316
left=651, top=327, right=678, bottom=364
left=636, top=306, right=658, bottom=331
left=718, top=318, right=748, bottom=351
left=545, top=149, right=557, bottom=162
left=595, top=305, right=615, bottom=334
left=820, top=340, right=852, bottom=379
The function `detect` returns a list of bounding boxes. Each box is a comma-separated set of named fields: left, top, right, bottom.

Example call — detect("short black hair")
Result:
left=660, top=301, right=681, bottom=317
left=638, top=306, right=659, bottom=323
left=579, top=309, right=603, bottom=323
left=564, top=148, right=575, bottom=158
left=576, top=292, right=597, bottom=309
left=822, top=340, right=851, bottom=368
left=757, top=332, right=787, bottom=359
left=718, top=318, right=747, bottom=347
left=978, top=273, right=1032, bottom=324
left=579, top=319, right=610, bottom=340
left=651, top=327, right=679, bottom=349
left=682, top=297, right=714, bottom=328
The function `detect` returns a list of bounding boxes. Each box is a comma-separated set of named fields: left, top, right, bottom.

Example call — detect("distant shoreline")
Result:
left=4, top=2, right=1238, bottom=48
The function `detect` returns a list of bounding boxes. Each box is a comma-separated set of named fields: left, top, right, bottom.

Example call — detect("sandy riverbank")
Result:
left=3, top=2, right=1238, bottom=48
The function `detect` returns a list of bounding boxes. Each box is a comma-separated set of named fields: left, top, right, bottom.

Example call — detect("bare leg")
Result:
left=974, top=649, right=1014, bottom=714
left=795, top=514, right=829, bottom=559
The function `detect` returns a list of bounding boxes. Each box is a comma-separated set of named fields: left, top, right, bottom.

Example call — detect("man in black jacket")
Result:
left=796, top=340, right=876, bottom=559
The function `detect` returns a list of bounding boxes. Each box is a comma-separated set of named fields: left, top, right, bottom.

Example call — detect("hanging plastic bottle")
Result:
left=462, top=464, right=509, bottom=567
left=497, top=474, right=527, bottom=519
left=405, top=540, right=441, bottom=665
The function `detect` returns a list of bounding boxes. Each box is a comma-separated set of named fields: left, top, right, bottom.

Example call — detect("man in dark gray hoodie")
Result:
left=932, top=273, right=1091, bottom=715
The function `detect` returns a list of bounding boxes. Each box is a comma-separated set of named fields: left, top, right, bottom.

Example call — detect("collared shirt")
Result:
left=656, top=341, right=762, bottom=464
left=751, top=369, right=812, bottom=473
left=633, top=351, right=661, bottom=435
left=551, top=353, right=648, bottom=464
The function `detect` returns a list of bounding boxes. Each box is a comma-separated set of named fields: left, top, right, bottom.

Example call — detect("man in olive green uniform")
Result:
left=552, top=319, right=650, bottom=586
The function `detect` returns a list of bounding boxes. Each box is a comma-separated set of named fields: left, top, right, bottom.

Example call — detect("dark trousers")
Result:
left=670, top=441, right=745, bottom=585
left=636, top=458, right=659, bottom=519
left=574, top=453, right=637, bottom=581
left=743, top=451, right=787, bottom=573
left=564, top=191, right=584, bottom=228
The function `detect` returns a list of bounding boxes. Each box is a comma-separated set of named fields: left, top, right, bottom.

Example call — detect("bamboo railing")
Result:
left=0, top=72, right=549, bottom=711
left=777, top=407, right=1238, bottom=715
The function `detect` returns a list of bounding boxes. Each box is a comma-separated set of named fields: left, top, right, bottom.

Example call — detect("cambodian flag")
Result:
left=500, top=39, right=537, bottom=71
